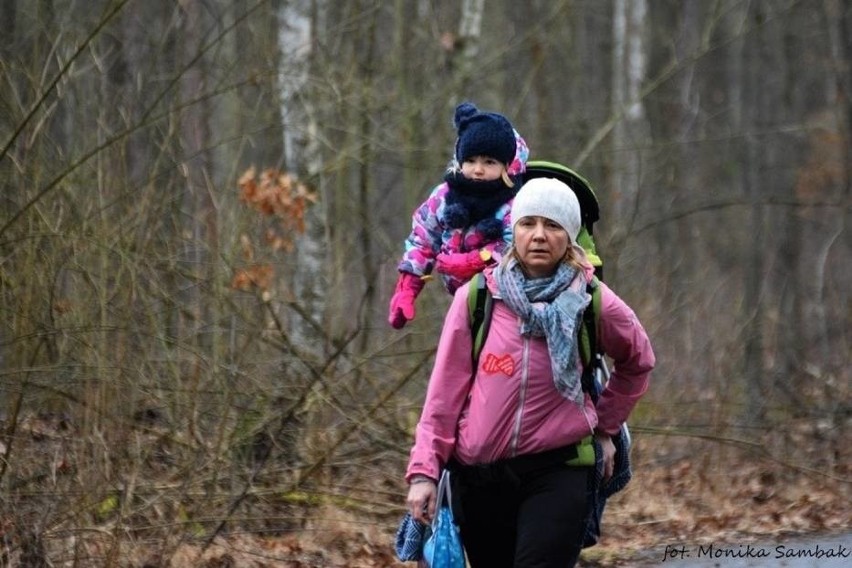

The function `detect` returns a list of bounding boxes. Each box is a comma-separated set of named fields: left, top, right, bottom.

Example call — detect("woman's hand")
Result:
left=595, top=433, right=616, bottom=482
left=406, top=477, right=437, bottom=525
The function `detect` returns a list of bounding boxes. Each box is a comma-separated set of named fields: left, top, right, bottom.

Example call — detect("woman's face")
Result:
left=461, top=156, right=505, bottom=181
left=513, top=216, right=570, bottom=278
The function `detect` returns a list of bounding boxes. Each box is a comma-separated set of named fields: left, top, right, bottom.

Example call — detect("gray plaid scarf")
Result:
left=494, top=257, right=591, bottom=405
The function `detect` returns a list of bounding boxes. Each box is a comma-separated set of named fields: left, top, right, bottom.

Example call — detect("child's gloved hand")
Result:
left=435, top=250, right=491, bottom=281
left=388, top=272, right=426, bottom=329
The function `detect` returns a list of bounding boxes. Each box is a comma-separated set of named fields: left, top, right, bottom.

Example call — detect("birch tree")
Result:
left=610, top=0, right=649, bottom=227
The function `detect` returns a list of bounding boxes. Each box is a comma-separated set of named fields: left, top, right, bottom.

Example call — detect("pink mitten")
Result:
left=388, top=272, right=426, bottom=329
left=435, top=250, right=490, bottom=281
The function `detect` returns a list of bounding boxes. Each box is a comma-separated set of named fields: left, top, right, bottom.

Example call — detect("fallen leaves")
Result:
left=594, top=435, right=851, bottom=564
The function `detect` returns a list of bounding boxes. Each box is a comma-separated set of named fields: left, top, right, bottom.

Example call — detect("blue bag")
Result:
left=422, top=470, right=465, bottom=568
left=394, top=511, right=428, bottom=562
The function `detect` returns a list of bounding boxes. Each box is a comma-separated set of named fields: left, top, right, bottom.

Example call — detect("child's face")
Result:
left=461, top=156, right=505, bottom=182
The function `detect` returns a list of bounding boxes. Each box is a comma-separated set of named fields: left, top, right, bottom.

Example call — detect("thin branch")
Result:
left=634, top=425, right=852, bottom=484
left=574, top=0, right=804, bottom=168
left=0, top=0, right=272, bottom=240
left=0, top=0, right=132, bottom=162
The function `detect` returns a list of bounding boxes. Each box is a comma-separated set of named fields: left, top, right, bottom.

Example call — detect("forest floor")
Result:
left=2, top=415, right=849, bottom=567
left=144, top=435, right=851, bottom=567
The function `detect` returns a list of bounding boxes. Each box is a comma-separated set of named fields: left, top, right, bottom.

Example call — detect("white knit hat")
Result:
left=511, top=177, right=582, bottom=243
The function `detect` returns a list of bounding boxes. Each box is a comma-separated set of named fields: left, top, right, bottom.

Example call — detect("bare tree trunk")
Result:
left=644, top=2, right=706, bottom=388
left=739, top=3, right=772, bottom=426
left=452, top=0, right=485, bottom=97
left=610, top=0, right=649, bottom=228
left=395, top=0, right=423, bottom=216
left=235, top=0, right=285, bottom=170
left=0, top=0, right=14, bottom=57
left=610, top=0, right=650, bottom=292
left=359, top=12, right=378, bottom=336
left=818, top=0, right=850, bottom=373
left=177, top=0, right=217, bottom=430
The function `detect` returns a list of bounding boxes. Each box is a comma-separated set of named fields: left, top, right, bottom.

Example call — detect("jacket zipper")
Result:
left=509, top=335, right=529, bottom=457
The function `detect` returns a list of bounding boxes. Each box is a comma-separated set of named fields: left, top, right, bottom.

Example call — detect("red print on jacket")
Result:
left=482, top=353, right=515, bottom=376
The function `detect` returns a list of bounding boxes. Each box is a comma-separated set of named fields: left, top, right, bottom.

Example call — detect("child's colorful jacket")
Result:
left=397, top=132, right=529, bottom=295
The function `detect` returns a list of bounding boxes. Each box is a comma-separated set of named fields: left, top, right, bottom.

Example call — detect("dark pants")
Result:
left=450, top=447, right=590, bottom=568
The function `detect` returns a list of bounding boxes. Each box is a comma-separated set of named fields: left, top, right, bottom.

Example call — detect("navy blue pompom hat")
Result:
left=453, top=102, right=516, bottom=166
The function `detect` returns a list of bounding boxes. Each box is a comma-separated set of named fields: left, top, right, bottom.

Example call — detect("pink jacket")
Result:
left=406, top=266, right=655, bottom=483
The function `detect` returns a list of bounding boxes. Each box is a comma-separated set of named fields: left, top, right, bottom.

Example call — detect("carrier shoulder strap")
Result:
left=579, top=276, right=603, bottom=398
left=467, top=272, right=493, bottom=368
left=578, top=276, right=602, bottom=364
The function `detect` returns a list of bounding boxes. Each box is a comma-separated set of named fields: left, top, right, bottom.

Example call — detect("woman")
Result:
left=404, top=177, right=655, bottom=567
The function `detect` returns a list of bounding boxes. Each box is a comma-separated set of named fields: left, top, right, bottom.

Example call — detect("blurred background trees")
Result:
left=0, top=0, right=848, bottom=565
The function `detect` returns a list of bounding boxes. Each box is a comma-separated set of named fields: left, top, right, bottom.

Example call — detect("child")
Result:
left=388, top=102, right=529, bottom=329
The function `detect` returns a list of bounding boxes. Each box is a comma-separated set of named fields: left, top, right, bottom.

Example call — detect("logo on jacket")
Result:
left=482, top=353, right=515, bottom=376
